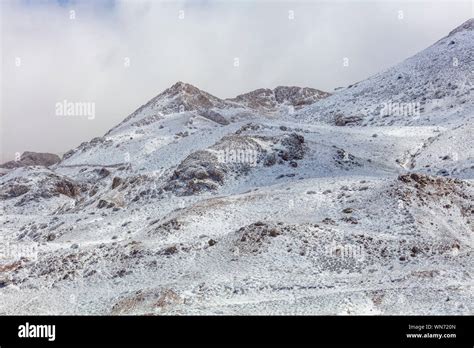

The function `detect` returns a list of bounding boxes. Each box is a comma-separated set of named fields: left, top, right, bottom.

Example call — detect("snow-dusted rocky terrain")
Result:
left=0, top=19, right=472, bottom=315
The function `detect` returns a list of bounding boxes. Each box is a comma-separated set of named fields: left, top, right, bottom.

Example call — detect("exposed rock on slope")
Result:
left=0, top=167, right=83, bottom=213
left=1, top=152, right=60, bottom=169
left=395, top=173, right=473, bottom=231
left=164, top=132, right=306, bottom=195
left=107, top=81, right=240, bottom=135
left=107, top=83, right=330, bottom=136
left=228, top=86, right=330, bottom=114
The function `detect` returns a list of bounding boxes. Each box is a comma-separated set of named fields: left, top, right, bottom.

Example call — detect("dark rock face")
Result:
left=395, top=173, right=472, bottom=219
left=0, top=169, right=83, bottom=206
left=164, top=135, right=261, bottom=195
left=164, top=133, right=306, bottom=196
left=112, top=177, right=123, bottom=189
left=333, top=148, right=361, bottom=169
left=273, top=86, right=331, bottom=108
left=55, top=180, right=81, bottom=198
left=98, top=199, right=110, bottom=209
left=280, top=133, right=305, bottom=161
left=164, top=151, right=226, bottom=195
left=198, top=109, right=230, bottom=125
left=228, top=86, right=330, bottom=113
left=3, top=185, right=29, bottom=198
left=229, top=88, right=276, bottom=112
left=334, top=115, right=363, bottom=126
left=1, top=152, right=60, bottom=169
left=97, top=168, right=111, bottom=178
left=233, top=222, right=283, bottom=255
left=162, top=245, right=178, bottom=256
left=264, top=133, right=306, bottom=166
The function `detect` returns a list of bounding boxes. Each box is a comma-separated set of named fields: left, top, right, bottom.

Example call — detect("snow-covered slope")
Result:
left=0, top=19, right=473, bottom=315
left=106, top=81, right=244, bottom=136
left=57, top=82, right=330, bottom=172
left=294, top=18, right=474, bottom=127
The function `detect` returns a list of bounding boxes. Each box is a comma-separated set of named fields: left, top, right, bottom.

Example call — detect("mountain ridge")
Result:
left=293, top=18, right=473, bottom=127
left=106, top=82, right=331, bottom=136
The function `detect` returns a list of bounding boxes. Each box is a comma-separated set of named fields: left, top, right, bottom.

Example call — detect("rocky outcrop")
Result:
left=228, top=86, right=330, bottom=113
left=1, top=152, right=60, bottom=169
left=164, top=132, right=306, bottom=196
left=0, top=167, right=83, bottom=209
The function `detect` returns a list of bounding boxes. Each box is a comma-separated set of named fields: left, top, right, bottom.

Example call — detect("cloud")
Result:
left=1, top=0, right=471, bottom=160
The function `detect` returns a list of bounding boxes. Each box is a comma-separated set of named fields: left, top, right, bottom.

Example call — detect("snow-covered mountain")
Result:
left=0, top=19, right=472, bottom=315
left=294, top=18, right=473, bottom=127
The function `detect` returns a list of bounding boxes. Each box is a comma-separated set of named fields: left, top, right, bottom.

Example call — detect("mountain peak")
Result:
left=107, top=82, right=230, bottom=133
left=165, top=81, right=205, bottom=97
left=159, top=81, right=226, bottom=107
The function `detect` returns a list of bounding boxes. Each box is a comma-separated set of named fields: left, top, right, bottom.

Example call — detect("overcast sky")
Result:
left=1, top=0, right=472, bottom=161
